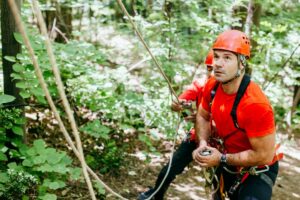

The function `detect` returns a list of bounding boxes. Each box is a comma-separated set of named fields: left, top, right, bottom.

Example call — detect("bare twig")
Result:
left=127, top=57, right=150, bottom=72
left=54, top=26, right=70, bottom=43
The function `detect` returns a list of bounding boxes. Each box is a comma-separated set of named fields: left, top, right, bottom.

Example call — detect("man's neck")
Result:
left=221, top=73, right=245, bottom=94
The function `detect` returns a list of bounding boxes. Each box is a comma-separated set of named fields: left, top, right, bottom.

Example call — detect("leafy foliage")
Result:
left=0, top=169, right=38, bottom=200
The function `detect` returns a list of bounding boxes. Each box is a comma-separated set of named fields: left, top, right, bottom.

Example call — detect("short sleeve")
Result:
left=240, top=103, right=275, bottom=137
left=179, top=80, right=203, bottom=101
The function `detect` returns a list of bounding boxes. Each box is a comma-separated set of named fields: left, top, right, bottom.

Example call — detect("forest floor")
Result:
left=102, top=135, right=300, bottom=200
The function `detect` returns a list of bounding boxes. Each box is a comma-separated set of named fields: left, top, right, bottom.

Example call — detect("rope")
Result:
left=116, top=0, right=180, bottom=103
left=8, top=1, right=127, bottom=199
left=145, top=116, right=181, bottom=200
left=113, top=5, right=185, bottom=197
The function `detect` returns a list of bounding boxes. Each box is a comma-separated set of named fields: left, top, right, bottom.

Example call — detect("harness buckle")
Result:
left=248, top=165, right=269, bottom=175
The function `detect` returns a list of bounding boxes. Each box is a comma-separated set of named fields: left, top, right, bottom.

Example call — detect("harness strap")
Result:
left=210, top=82, right=220, bottom=106
left=230, top=74, right=251, bottom=130
left=210, top=74, right=251, bottom=130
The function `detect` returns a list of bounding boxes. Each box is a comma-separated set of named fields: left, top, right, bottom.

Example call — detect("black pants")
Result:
left=213, top=161, right=279, bottom=200
left=151, top=138, right=197, bottom=200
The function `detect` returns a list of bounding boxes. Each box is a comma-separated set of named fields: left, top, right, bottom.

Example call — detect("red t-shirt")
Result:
left=179, top=80, right=204, bottom=141
left=201, top=77, right=275, bottom=153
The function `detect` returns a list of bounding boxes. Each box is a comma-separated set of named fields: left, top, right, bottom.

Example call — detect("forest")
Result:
left=0, top=0, right=300, bottom=200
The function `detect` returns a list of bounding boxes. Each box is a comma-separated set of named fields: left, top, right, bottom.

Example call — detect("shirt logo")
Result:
left=220, top=104, right=225, bottom=112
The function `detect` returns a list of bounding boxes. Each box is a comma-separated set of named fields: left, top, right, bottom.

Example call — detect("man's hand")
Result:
left=192, top=140, right=207, bottom=161
left=171, top=100, right=191, bottom=112
left=193, top=145, right=222, bottom=168
left=184, top=112, right=196, bottom=122
left=171, top=100, right=186, bottom=112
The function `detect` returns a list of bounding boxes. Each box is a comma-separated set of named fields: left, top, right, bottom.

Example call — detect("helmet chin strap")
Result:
left=222, top=55, right=245, bottom=85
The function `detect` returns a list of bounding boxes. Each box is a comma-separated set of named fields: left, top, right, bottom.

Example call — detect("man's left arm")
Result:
left=226, top=132, right=275, bottom=166
left=197, top=132, right=275, bottom=167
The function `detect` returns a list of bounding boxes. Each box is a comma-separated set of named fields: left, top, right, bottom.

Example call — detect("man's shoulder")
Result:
left=203, top=76, right=218, bottom=91
left=241, top=81, right=272, bottom=109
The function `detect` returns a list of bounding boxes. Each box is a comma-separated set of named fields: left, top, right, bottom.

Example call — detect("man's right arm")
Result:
left=195, top=107, right=210, bottom=142
left=193, top=106, right=211, bottom=160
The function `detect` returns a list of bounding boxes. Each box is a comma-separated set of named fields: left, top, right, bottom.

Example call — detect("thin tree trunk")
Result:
left=291, top=82, right=300, bottom=133
left=245, top=0, right=253, bottom=37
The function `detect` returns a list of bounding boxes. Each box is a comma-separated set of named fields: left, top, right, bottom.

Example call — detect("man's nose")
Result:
left=214, top=59, right=224, bottom=68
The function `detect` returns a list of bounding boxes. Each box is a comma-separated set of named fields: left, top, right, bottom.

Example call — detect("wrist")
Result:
left=199, top=139, right=207, bottom=147
left=220, top=153, right=227, bottom=165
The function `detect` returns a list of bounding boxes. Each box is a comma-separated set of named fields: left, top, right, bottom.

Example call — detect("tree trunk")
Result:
left=43, top=1, right=72, bottom=43
left=245, top=0, right=254, bottom=75
left=245, top=0, right=253, bottom=37
left=55, top=3, right=72, bottom=43
left=1, top=0, right=24, bottom=161
left=2, top=0, right=23, bottom=104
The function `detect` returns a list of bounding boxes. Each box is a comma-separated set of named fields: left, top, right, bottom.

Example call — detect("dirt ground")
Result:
left=102, top=137, right=300, bottom=200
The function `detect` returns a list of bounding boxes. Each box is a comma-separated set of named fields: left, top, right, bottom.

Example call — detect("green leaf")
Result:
left=26, top=148, right=37, bottom=156
left=15, top=117, right=26, bottom=125
left=46, top=149, right=63, bottom=165
left=14, top=32, right=24, bottom=44
left=16, top=81, right=27, bottom=89
left=33, top=155, right=46, bottom=164
left=51, top=164, right=69, bottom=173
left=69, top=167, right=82, bottom=181
left=50, top=181, right=65, bottom=189
left=0, top=94, right=15, bottom=104
left=0, top=173, right=9, bottom=183
left=7, top=162, right=24, bottom=171
left=4, top=56, right=16, bottom=62
left=36, top=95, right=47, bottom=104
left=12, top=126, right=24, bottom=136
left=0, top=152, right=7, bottom=161
left=12, top=63, right=24, bottom=72
left=32, top=87, right=45, bottom=97
left=33, top=139, right=46, bottom=150
left=22, top=159, right=33, bottom=167
left=80, top=120, right=111, bottom=139
left=36, top=164, right=53, bottom=172
left=11, top=73, right=23, bottom=80
left=20, top=90, right=31, bottom=99
left=22, top=196, right=30, bottom=200
left=95, top=181, right=106, bottom=195
left=39, top=193, right=57, bottom=200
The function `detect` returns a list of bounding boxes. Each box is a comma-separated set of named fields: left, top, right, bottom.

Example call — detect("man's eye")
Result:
left=225, top=56, right=230, bottom=60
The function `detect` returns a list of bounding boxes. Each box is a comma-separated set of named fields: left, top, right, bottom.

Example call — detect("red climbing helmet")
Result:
left=205, top=49, right=214, bottom=66
left=213, top=30, right=250, bottom=58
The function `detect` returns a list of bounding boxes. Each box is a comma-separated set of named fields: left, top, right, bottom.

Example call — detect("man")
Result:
left=138, top=50, right=214, bottom=200
left=193, top=30, right=280, bottom=200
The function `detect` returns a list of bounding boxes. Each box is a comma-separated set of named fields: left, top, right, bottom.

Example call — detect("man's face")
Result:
left=213, top=50, right=239, bottom=83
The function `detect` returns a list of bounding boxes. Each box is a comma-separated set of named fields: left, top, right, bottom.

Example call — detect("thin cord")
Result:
left=146, top=115, right=182, bottom=200
left=116, top=0, right=180, bottom=103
